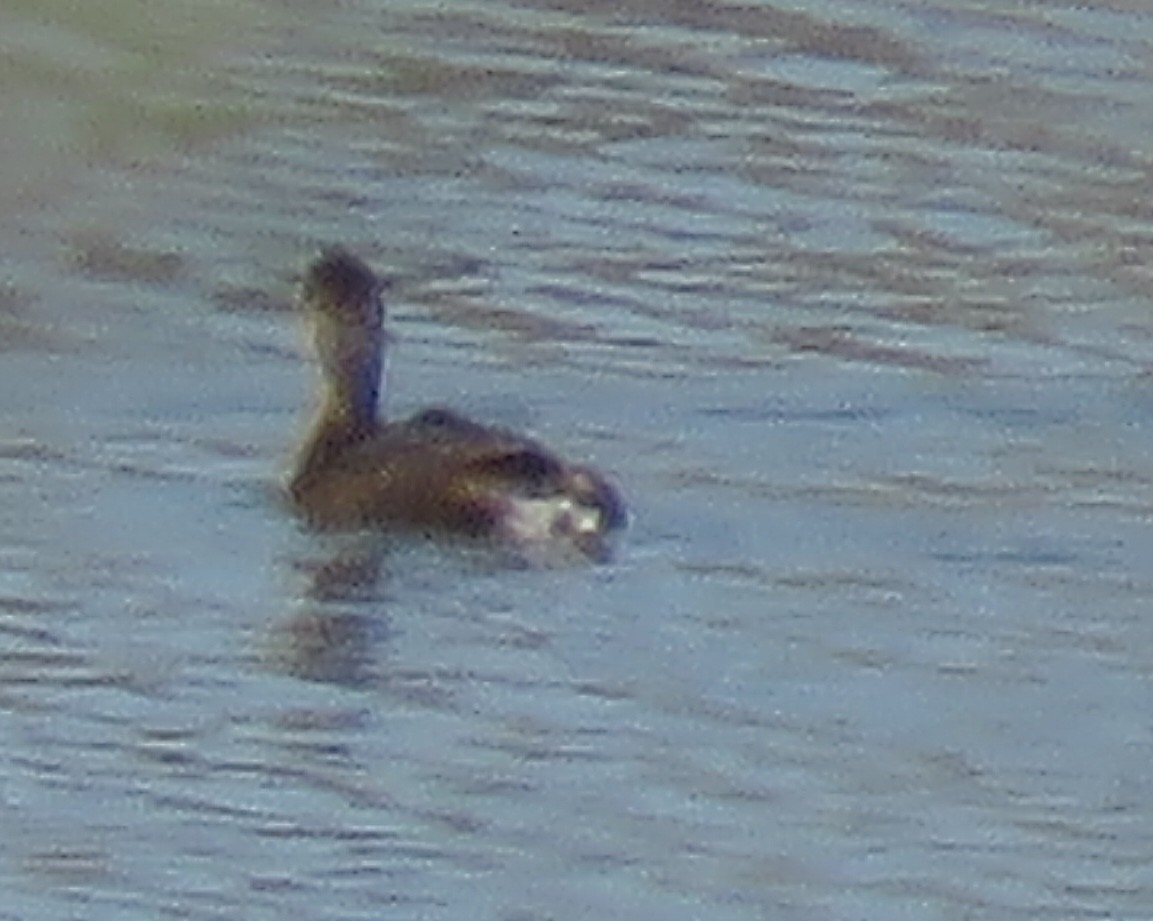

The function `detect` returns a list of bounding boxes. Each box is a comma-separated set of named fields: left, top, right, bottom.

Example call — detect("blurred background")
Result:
left=2, top=1, right=1153, bottom=918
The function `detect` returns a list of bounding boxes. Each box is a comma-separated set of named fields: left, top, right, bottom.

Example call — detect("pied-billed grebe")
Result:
left=288, top=247, right=626, bottom=558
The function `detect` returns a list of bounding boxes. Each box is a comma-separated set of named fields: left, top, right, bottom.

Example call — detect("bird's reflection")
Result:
left=268, top=608, right=376, bottom=686
left=264, top=534, right=391, bottom=687
left=263, top=514, right=609, bottom=688
left=295, top=544, right=385, bottom=603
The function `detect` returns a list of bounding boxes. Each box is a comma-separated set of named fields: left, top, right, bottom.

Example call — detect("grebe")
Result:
left=288, top=247, right=626, bottom=558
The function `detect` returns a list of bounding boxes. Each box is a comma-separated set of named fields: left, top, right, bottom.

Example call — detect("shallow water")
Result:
left=3, top=1, right=1153, bottom=918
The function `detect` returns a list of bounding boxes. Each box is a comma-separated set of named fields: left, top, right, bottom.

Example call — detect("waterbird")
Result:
left=288, top=247, right=626, bottom=559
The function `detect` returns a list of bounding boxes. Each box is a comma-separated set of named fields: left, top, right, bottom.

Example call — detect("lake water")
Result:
left=3, top=1, right=1153, bottom=918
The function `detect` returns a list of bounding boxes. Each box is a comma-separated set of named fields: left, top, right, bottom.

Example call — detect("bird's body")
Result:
left=288, top=248, right=625, bottom=558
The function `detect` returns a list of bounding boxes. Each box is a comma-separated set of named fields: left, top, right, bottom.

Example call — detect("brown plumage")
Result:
left=288, top=247, right=625, bottom=556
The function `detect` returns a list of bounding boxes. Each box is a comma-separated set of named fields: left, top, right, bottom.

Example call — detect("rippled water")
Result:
left=3, top=1, right=1153, bottom=918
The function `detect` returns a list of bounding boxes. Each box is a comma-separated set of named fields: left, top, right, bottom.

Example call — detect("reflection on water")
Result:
left=264, top=539, right=388, bottom=686
left=267, top=608, right=380, bottom=686
left=3, top=1, right=1153, bottom=918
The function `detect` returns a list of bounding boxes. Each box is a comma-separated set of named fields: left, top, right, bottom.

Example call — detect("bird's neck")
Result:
left=292, top=324, right=389, bottom=487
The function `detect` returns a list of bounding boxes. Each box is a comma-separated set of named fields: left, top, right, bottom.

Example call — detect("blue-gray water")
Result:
left=3, top=2, right=1153, bottom=919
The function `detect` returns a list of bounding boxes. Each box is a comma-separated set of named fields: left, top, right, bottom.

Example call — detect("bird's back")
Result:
left=290, top=407, right=623, bottom=548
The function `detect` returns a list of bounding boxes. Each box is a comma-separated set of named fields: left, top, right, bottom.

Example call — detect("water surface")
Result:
left=3, top=1, right=1153, bottom=919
